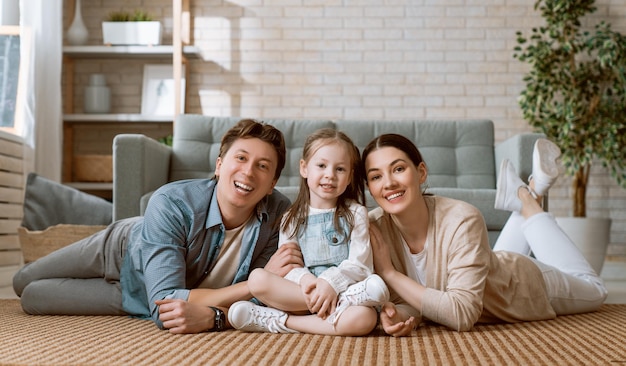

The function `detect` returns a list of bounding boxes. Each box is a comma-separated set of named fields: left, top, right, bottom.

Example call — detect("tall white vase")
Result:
left=66, top=0, right=88, bottom=45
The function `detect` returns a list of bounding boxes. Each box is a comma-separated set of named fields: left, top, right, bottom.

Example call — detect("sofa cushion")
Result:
left=170, top=115, right=242, bottom=181
left=22, top=173, right=113, bottom=231
left=335, top=119, right=496, bottom=189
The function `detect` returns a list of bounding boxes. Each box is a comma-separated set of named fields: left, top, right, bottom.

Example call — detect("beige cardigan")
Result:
left=370, top=195, right=556, bottom=331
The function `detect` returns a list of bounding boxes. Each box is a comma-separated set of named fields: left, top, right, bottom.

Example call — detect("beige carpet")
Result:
left=1, top=299, right=625, bottom=365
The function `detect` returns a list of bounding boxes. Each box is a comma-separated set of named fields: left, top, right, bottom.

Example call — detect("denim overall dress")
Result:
left=300, top=210, right=351, bottom=276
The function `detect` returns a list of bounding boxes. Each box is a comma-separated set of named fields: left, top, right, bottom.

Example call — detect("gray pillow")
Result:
left=22, top=173, right=113, bottom=231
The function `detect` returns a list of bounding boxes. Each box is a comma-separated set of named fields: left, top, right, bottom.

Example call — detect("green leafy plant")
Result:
left=514, top=0, right=626, bottom=217
left=107, top=10, right=154, bottom=22
left=158, top=134, right=173, bottom=147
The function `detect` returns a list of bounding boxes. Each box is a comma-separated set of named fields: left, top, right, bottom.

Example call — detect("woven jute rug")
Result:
left=1, top=299, right=625, bottom=366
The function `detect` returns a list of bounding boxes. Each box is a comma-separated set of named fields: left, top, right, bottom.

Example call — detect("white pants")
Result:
left=494, top=212, right=608, bottom=315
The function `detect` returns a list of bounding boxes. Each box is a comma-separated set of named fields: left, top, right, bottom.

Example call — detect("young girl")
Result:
left=228, top=128, right=389, bottom=336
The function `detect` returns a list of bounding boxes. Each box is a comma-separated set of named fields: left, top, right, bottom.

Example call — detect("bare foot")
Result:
left=527, top=178, right=545, bottom=205
left=518, top=187, right=544, bottom=219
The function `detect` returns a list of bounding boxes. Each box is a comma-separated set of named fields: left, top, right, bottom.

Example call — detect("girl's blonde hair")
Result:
left=281, top=128, right=365, bottom=239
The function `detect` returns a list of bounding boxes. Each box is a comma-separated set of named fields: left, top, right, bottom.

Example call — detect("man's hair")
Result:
left=218, top=119, right=286, bottom=181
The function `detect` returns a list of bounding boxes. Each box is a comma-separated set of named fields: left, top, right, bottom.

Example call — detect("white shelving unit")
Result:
left=62, top=0, right=195, bottom=195
left=63, top=45, right=201, bottom=59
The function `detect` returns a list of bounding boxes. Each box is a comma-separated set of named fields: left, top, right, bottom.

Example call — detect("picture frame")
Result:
left=141, top=64, right=185, bottom=116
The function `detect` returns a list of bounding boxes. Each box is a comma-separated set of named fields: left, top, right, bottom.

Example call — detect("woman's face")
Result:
left=364, top=146, right=427, bottom=215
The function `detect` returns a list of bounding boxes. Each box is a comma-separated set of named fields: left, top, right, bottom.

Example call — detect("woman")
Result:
left=364, top=134, right=607, bottom=336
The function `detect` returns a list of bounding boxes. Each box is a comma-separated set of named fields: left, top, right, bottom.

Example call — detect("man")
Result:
left=13, top=119, right=303, bottom=334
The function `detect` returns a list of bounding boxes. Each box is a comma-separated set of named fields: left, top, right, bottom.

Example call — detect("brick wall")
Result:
left=69, top=0, right=626, bottom=256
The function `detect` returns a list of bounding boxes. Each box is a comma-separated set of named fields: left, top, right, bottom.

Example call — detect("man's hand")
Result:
left=264, top=242, right=304, bottom=277
left=155, top=298, right=214, bottom=334
left=379, top=302, right=416, bottom=337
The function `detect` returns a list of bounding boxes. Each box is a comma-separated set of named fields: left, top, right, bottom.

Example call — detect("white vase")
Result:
left=66, top=0, right=89, bottom=45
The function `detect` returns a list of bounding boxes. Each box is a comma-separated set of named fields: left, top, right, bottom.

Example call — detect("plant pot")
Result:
left=102, top=21, right=162, bottom=46
left=555, top=217, right=611, bottom=275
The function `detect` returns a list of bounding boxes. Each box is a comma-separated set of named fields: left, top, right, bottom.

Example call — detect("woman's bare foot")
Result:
left=528, top=178, right=546, bottom=206
left=518, top=186, right=544, bottom=219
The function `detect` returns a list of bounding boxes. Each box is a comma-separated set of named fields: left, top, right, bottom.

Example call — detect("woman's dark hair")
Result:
left=362, top=133, right=426, bottom=169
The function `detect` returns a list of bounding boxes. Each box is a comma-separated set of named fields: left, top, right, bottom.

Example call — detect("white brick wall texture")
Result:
left=68, top=0, right=626, bottom=256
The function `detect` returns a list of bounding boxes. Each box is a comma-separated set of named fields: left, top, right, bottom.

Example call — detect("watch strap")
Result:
left=208, top=306, right=224, bottom=332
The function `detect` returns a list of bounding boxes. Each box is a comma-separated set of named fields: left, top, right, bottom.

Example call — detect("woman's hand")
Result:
left=369, top=224, right=395, bottom=279
left=155, top=298, right=214, bottom=334
left=379, top=302, right=416, bottom=337
left=264, top=242, right=304, bottom=277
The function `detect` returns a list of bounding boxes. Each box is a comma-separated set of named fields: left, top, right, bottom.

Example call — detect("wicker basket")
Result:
left=73, top=154, right=113, bottom=182
left=18, top=225, right=107, bottom=263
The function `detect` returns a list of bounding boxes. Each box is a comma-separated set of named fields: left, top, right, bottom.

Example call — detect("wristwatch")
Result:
left=208, top=306, right=224, bottom=332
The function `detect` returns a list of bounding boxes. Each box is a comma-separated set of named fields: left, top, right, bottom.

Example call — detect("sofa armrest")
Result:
left=495, top=132, right=545, bottom=183
left=113, top=134, right=172, bottom=221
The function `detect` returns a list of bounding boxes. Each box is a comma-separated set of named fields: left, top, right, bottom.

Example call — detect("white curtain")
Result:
left=20, top=0, right=62, bottom=181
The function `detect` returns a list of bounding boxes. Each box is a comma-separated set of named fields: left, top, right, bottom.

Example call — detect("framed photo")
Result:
left=141, top=64, right=185, bottom=116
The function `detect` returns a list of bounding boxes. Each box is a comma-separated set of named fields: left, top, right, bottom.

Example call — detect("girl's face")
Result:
left=300, top=141, right=352, bottom=209
left=364, top=146, right=427, bottom=215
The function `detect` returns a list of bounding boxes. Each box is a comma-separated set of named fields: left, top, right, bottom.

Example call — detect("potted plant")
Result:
left=514, top=0, right=626, bottom=273
left=102, top=10, right=162, bottom=46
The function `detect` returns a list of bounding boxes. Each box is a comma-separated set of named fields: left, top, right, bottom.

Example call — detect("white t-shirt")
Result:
left=198, top=222, right=246, bottom=289
left=402, top=239, right=428, bottom=286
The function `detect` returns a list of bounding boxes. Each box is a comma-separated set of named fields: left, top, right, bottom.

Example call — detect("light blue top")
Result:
left=120, top=178, right=290, bottom=328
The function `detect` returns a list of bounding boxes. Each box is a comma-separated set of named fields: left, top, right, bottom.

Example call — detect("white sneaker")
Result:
left=494, top=159, right=529, bottom=213
left=328, top=274, right=390, bottom=325
left=228, top=301, right=298, bottom=334
left=531, top=138, right=561, bottom=196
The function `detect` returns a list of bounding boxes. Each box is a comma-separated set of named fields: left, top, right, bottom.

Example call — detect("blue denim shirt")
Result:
left=120, top=178, right=290, bottom=327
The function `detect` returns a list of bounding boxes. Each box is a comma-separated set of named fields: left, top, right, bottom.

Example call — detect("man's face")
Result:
left=214, top=137, right=279, bottom=213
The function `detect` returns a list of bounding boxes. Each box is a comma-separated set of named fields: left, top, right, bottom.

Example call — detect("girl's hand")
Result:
left=369, top=224, right=395, bottom=278
left=308, top=278, right=338, bottom=319
left=300, top=274, right=317, bottom=312
left=379, top=302, right=416, bottom=337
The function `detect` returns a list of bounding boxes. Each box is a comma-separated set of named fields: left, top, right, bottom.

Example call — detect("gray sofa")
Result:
left=113, top=115, right=543, bottom=246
